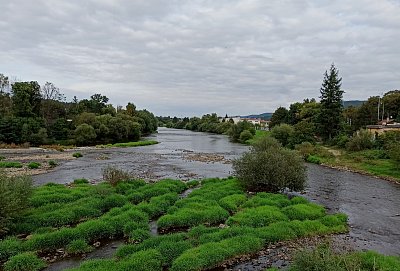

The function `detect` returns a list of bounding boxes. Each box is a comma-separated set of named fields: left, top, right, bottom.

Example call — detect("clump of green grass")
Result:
left=0, top=155, right=6, bottom=160
left=242, top=192, right=291, bottom=208
left=66, top=239, right=93, bottom=254
left=72, top=152, right=83, bottom=158
left=4, top=252, right=46, bottom=271
left=218, top=194, right=247, bottom=213
left=170, top=236, right=264, bottom=271
left=157, top=198, right=229, bottom=230
left=289, top=244, right=400, bottom=271
left=27, top=162, right=41, bottom=169
left=73, top=178, right=89, bottom=184
left=282, top=203, right=325, bottom=220
left=186, top=180, right=200, bottom=188
left=227, top=206, right=288, bottom=227
left=0, top=161, right=23, bottom=168
left=306, top=155, right=322, bottom=164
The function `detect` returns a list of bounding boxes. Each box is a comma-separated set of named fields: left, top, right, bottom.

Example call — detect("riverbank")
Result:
left=0, top=140, right=159, bottom=177
left=311, top=147, right=400, bottom=184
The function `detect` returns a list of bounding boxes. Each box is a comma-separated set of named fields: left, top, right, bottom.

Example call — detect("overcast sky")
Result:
left=1, top=0, right=399, bottom=117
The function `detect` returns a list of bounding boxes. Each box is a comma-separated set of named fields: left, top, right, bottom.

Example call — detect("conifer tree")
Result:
left=318, top=64, right=344, bottom=140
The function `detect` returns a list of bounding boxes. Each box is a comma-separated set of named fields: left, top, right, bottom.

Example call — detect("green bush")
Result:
left=233, top=136, right=306, bottom=192
left=0, top=173, right=33, bottom=235
left=387, top=142, right=400, bottom=168
left=270, top=123, right=294, bottom=147
left=102, top=166, right=132, bottom=186
left=346, top=129, right=374, bottom=151
left=4, top=252, right=46, bottom=271
left=74, top=124, right=97, bottom=146
left=27, top=162, right=41, bottom=169
left=0, top=161, right=23, bottom=168
left=239, top=130, right=253, bottom=143
left=295, top=142, right=315, bottom=159
left=66, top=239, right=93, bottom=254
left=0, top=155, right=6, bottom=160
left=48, top=160, right=57, bottom=167
left=72, top=152, right=83, bottom=158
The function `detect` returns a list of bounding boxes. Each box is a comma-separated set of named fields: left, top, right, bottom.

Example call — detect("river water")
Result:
left=31, top=127, right=399, bottom=270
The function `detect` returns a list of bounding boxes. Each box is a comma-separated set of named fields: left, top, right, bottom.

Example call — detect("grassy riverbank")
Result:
left=0, top=177, right=350, bottom=271
left=305, top=147, right=400, bottom=182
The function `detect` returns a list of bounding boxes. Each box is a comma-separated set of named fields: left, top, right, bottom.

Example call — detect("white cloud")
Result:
left=0, top=0, right=399, bottom=116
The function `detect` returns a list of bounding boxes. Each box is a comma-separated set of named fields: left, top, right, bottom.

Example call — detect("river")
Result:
left=30, top=127, right=399, bottom=270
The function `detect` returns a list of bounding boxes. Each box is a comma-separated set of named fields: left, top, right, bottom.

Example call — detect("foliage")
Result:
left=269, top=106, right=289, bottom=128
left=387, top=142, right=400, bottom=168
left=27, top=162, right=41, bottom=169
left=0, top=161, right=23, bottom=168
left=239, top=130, right=253, bottom=143
left=74, top=124, right=97, bottom=146
left=66, top=239, right=93, bottom=254
left=346, top=129, right=374, bottom=151
left=270, top=124, right=294, bottom=147
left=289, top=244, right=400, bottom=271
left=317, top=64, right=344, bottom=140
left=233, top=136, right=306, bottom=192
left=72, top=152, right=83, bottom=158
left=0, top=173, right=33, bottom=235
left=4, top=252, right=46, bottom=271
left=306, top=155, right=322, bottom=164
left=102, top=166, right=132, bottom=186
left=48, top=160, right=57, bottom=167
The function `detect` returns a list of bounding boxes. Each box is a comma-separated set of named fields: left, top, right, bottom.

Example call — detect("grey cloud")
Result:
left=0, top=0, right=399, bottom=116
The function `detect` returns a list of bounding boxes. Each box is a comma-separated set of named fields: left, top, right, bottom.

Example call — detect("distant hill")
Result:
left=241, top=112, right=273, bottom=120
left=343, top=100, right=365, bottom=108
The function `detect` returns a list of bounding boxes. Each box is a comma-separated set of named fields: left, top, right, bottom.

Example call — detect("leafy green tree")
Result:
left=287, top=102, right=303, bottom=125
left=318, top=64, right=344, bottom=140
left=74, top=124, right=97, bottom=145
left=0, top=74, right=9, bottom=94
left=290, top=120, right=316, bottom=146
left=11, top=81, right=42, bottom=117
left=270, top=123, right=294, bottom=147
left=239, top=130, right=253, bottom=143
left=269, top=107, right=289, bottom=128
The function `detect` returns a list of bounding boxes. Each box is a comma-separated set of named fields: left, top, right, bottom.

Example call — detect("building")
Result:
left=366, top=124, right=400, bottom=135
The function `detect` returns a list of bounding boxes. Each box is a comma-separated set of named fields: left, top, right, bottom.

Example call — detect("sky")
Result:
left=0, top=0, right=399, bottom=117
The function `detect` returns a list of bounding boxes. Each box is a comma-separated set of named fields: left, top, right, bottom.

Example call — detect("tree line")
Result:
left=0, top=74, right=158, bottom=146
left=158, top=114, right=257, bottom=143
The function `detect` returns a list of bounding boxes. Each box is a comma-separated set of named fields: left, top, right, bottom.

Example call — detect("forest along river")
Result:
left=27, top=128, right=399, bottom=270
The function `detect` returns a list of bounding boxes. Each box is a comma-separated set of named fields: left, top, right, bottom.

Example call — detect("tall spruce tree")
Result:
left=318, top=64, right=344, bottom=140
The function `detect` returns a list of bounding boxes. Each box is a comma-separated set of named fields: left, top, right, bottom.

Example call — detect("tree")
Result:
left=74, top=124, right=97, bottom=145
left=318, top=64, right=344, bottom=140
left=270, top=123, right=294, bottom=147
left=11, top=81, right=42, bottom=117
left=233, top=136, right=306, bottom=192
left=269, top=107, right=289, bottom=128
left=41, top=82, right=65, bottom=101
